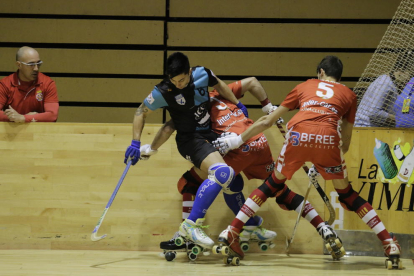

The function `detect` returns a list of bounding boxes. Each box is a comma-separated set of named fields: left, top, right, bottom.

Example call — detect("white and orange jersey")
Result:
left=282, top=79, right=357, bottom=129
left=209, top=81, right=262, bottom=143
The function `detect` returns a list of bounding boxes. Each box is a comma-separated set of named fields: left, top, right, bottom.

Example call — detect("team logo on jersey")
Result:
left=175, top=94, right=186, bottom=105
left=146, top=92, right=155, bottom=105
left=195, top=102, right=210, bottom=130
left=35, top=90, right=43, bottom=101
left=211, top=97, right=228, bottom=110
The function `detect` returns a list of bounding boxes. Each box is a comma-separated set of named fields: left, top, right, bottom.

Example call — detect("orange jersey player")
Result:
left=215, top=56, right=402, bottom=269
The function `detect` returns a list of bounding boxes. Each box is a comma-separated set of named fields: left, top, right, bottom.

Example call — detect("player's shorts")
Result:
left=276, top=122, right=347, bottom=180
left=224, top=134, right=275, bottom=180
left=176, top=131, right=220, bottom=169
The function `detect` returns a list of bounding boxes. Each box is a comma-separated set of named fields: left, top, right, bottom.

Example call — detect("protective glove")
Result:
left=124, top=140, right=141, bottom=165
left=236, top=101, right=249, bottom=118
left=262, top=103, right=284, bottom=124
left=139, top=144, right=158, bottom=160
left=212, top=132, right=244, bottom=155
left=262, top=103, right=278, bottom=114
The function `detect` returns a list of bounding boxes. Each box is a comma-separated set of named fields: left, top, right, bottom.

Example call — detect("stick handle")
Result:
left=91, top=160, right=132, bottom=241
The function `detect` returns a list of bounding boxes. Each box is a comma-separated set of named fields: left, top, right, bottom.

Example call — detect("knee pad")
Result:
left=276, top=187, right=304, bottom=211
left=208, top=163, right=235, bottom=189
left=177, top=170, right=203, bottom=195
left=223, top=174, right=244, bottom=195
left=336, top=186, right=366, bottom=212
left=258, top=179, right=285, bottom=198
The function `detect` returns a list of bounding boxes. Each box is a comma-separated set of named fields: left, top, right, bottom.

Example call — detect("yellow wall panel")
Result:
left=170, top=0, right=400, bottom=19
left=0, top=19, right=164, bottom=45
left=1, top=0, right=166, bottom=16
left=175, top=51, right=371, bottom=77
left=58, top=106, right=164, bottom=123
left=0, top=48, right=163, bottom=75
left=55, top=78, right=158, bottom=103
left=169, top=23, right=386, bottom=48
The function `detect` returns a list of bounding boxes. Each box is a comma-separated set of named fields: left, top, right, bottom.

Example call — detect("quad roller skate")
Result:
left=318, top=224, right=345, bottom=260
left=383, top=233, right=403, bottom=270
left=239, top=225, right=277, bottom=252
left=213, top=225, right=243, bottom=266
left=160, top=231, right=189, bottom=262
left=166, top=218, right=213, bottom=262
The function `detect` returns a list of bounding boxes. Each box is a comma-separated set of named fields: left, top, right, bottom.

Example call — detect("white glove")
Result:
left=262, top=103, right=278, bottom=114
left=262, top=103, right=284, bottom=124
left=212, top=133, right=244, bottom=155
left=139, top=144, right=158, bottom=160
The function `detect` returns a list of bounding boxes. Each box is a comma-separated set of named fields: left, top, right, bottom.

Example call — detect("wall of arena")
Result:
left=0, top=123, right=412, bottom=253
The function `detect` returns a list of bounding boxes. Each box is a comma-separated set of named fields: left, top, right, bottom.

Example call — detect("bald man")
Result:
left=0, top=46, right=59, bottom=122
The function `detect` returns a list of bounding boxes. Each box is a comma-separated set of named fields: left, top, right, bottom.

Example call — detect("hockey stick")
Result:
left=91, top=160, right=132, bottom=241
left=285, top=172, right=313, bottom=255
left=276, top=123, right=336, bottom=225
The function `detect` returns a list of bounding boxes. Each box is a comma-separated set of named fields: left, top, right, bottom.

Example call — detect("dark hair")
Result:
left=316, top=56, right=343, bottom=81
left=166, top=52, right=190, bottom=78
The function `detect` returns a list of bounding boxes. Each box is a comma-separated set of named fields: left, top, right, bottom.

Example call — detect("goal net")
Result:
left=354, top=0, right=414, bottom=128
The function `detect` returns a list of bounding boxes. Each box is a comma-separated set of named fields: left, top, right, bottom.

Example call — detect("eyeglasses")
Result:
left=19, top=61, right=43, bottom=67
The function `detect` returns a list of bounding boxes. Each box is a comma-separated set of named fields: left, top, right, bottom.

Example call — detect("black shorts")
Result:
left=176, top=131, right=219, bottom=168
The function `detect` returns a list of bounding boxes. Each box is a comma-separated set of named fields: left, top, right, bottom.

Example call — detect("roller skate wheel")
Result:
left=325, top=243, right=332, bottom=252
left=231, top=256, right=240, bottom=266
left=398, top=260, right=403, bottom=270
left=386, top=260, right=392, bottom=270
left=240, top=242, right=250, bottom=252
left=165, top=251, right=176, bottom=262
left=192, top=245, right=201, bottom=255
left=223, top=257, right=229, bottom=265
left=259, top=242, right=269, bottom=252
left=188, top=252, right=197, bottom=261
left=335, top=238, right=342, bottom=248
left=175, top=237, right=184, bottom=246
left=339, top=247, right=346, bottom=257
left=212, top=245, right=220, bottom=254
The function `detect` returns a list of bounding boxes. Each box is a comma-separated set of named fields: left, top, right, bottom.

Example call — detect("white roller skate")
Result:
left=318, top=224, right=345, bottom=260
left=176, top=218, right=213, bottom=260
left=383, top=233, right=403, bottom=270
left=240, top=224, right=277, bottom=252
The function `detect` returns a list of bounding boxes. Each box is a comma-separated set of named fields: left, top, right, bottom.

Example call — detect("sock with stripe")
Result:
left=276, top=185, right=325, bottom=229
left=336, top=184, right=391, bottom=241
left=230, top=172, right=286, bottom=232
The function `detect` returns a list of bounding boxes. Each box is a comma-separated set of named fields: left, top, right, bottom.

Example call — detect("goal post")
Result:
left=354, top=0, right=414, bottom=128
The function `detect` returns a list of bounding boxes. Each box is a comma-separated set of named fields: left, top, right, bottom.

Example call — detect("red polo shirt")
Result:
left=0, top=72, right=59, bottom=122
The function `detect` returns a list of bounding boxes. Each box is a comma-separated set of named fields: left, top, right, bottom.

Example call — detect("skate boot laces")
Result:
left=224, top=226, right=240, bottom=246
left=319, top=225, right=337, bottom=240
left=383, top=239, right=401, bottom=256
left=192, top=224, right=210, bottom=238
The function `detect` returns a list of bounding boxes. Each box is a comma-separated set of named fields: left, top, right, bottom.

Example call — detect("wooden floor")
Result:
left=0, top=250, right=412, bottom=276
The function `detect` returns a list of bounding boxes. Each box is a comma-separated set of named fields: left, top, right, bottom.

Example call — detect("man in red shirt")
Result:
left=0, top=46, right=59, bottom=122
left=214, top=56, right=402, bottom=267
